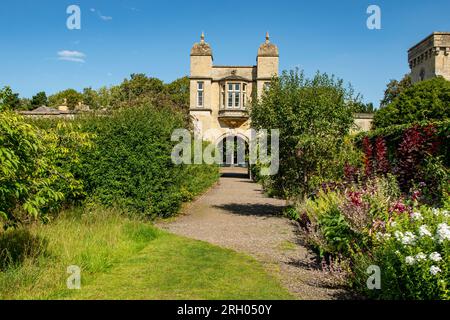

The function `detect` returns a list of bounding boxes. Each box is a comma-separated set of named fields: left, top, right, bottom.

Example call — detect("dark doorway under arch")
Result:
left=217, top=136, right=249, bottom=167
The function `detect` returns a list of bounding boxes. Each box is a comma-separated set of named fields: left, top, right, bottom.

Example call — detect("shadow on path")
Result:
left=213, top=203, right=285, bottom=217
left=220, top=170, right=249, bottom=179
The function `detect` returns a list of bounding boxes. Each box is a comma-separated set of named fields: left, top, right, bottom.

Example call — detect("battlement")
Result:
left=408, top=32, right=450, bottom=83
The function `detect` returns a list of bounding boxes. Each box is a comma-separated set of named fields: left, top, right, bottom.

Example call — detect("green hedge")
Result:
left=25, top=104, right=219, bottom=220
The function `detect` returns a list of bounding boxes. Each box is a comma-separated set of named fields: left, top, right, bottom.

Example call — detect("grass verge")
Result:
left=0, top=208, right=291, bottom=300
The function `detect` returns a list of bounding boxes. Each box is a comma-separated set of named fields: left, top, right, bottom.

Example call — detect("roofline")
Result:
left=408, top=32, right=450, bottom=53
left=213, top=65, right=256, bottom=68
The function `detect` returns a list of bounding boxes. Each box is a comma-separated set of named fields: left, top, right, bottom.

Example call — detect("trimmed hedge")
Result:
left=26, top=104, right=219, bottom=220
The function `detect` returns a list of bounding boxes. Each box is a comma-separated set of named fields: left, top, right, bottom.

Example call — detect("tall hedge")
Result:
left=77, top=105, right=218, bottom=218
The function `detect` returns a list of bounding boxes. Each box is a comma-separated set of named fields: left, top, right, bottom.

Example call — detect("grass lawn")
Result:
left=0, top=208, right=292, bottom=300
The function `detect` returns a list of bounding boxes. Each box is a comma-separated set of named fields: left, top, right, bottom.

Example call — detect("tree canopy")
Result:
left=250, top=69, right=359, bottom=198
left=31, top=91, right=48, bottom=108
left=374, top=77, right=450, bottom=128
left=1, top=75, right=191, bottom=117
left=0, top=86, right=20, bottom=111
left=48, top=89, right=83, bottom=110
left=380, top=74, right=412, bottom=108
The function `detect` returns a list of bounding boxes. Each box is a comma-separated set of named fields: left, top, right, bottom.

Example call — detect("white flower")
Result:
left=412, top=212, right=423, bottom=221
left=394, top=231, right=404, bottom=241
left=394, top=231, right=416, bottom=246
left=430, top=266, right=442, bottom=276
left=405, top=256, right=415, bottom=265
left=429, top=252, right=442, bottom=262
left=432, top=209, right=450, bottom=218
left=402, top=232, right=417, bottom=246
left=391, top=221, right=398, bottom=228
left=376, top=232, right=391, bottom=241
left=436, top=223, right=450, bottom=243
left=419, top=225, right=432, bottom=238
left=415, top=252, right=427, bottom=261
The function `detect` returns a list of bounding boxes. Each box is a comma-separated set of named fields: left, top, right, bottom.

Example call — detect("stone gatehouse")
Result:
left=189, top=33, right=279, bottom=145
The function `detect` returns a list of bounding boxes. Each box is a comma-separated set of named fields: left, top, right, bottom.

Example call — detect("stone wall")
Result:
left=352, top=113, right=374, bottom=133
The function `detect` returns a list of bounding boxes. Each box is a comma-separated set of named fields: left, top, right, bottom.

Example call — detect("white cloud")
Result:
left=57, top=50, right=86, bottom=63
left=99, top=14, right=112, bottom=21
left=90, top=8, right=112, bottom=21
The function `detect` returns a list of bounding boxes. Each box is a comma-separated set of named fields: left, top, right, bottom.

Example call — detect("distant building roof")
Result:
left=19, top=105, right=77, bottom=116
left=31, top=106, right=60, bottom=113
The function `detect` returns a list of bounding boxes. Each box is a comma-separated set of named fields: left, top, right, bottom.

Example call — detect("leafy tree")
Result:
left=251, top=69, right=358, bottom=198
left=31, top=91, right=48, bottom=108
left=82, top=87, right=99, bottom=110
left=354, top=102, right=375, bottom=113
left=97, top=86, right=112, bottom=109
left=166, top=76, right=190, bottom=110
left=116, top=74, right=166, bottom=107
left=0, top=86, right=21, bottom=111
left=374, top=77, right=450, bottom=128
left=48, top=89, right=83, bottom=110
left=380, top=74, right=412, bottom=108
left=19, top=98, right=32, bottom=111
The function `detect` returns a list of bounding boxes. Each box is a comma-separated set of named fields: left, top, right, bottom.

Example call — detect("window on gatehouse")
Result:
left=197, top=81, right=204, bottom=107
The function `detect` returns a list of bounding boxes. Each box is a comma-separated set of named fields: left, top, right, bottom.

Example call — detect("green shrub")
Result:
left=299, top=190, right=355, bottom=256
left=1, top=112, right=89, bottom=227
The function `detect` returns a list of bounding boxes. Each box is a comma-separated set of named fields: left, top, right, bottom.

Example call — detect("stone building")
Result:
left=189, top=32, right=279, bottom=146
left=408, top=32, right=450, bottom=83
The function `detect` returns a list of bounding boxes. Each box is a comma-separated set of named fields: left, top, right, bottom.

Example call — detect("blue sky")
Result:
left=1, top=0, right=450, bottom=106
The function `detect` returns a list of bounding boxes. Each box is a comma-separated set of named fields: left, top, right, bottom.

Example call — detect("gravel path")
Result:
left=157, top=167, right=348, bottom=300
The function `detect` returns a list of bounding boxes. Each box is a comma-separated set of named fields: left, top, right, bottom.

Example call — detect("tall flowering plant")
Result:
left=360, top=206, right=450, bottom=299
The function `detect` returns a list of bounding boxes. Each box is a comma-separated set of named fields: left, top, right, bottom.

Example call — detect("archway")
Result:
left=217, top=135, right=249, bottom=167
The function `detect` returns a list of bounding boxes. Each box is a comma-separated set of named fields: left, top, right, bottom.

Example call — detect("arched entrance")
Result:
left=217, top=135, right=249, bottom=167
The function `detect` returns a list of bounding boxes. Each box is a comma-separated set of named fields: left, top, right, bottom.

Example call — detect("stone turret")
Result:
left=256, top=32, right=279, bottom=98
left=190, top=32, right=213, bottom=57
left=190, top=33, right=213, bottom=110
left=257, top=32, right=279, bottom=57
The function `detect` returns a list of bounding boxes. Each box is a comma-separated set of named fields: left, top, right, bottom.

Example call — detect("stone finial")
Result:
left=191, top=32, right=212, bottom=56
left=258, top=32, right=279, bottom=57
